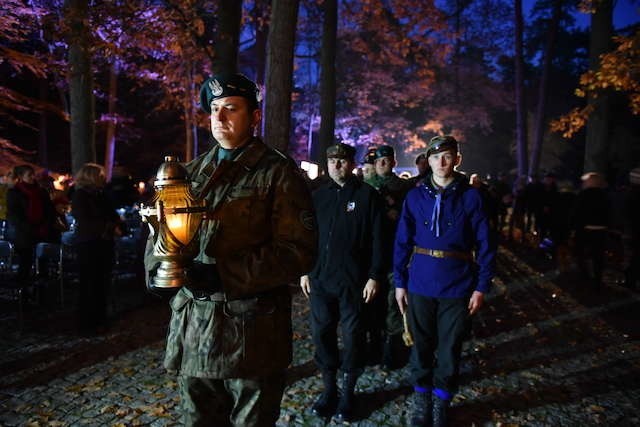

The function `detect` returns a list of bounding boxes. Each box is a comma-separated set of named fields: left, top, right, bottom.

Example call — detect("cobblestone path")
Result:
left=0, top=246, right=638, bottom=426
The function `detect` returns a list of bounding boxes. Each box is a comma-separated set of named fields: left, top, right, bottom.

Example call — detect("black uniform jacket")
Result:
left=310, top=176, right=387, bottom=294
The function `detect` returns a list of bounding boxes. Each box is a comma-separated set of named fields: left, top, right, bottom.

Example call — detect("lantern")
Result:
left=140, top=156, right=206, bottom=290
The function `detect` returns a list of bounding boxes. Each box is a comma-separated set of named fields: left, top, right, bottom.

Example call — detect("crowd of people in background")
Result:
left=0, top=163, right=144, bottom=336
left=303, top=150, right=640, bottom=295
left=1, top=155, right=638, bottom=334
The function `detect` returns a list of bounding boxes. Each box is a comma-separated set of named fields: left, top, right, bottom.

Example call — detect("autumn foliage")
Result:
left=551, top=29, right=640, bottom=138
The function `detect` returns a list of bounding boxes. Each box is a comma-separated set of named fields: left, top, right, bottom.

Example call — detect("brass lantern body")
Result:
left=141, top=156, right=206, bottom=289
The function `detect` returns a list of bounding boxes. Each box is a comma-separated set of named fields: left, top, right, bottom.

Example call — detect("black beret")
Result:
left=427, top=135, right=458, bottom=156
left=362, top=148, right=377, bottom=165
left=374, top=145, right=395, bottom=160
left=327, top=143, right=356, bottom=160
left=200, top=73, right=261, bottom=113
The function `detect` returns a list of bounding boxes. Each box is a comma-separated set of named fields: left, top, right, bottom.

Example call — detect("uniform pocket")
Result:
left=164, top=291, right=192, bottom=372
left=223, top=293, right=292, bottom=377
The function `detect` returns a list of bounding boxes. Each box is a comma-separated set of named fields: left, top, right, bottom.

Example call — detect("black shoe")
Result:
left=409, top=391, right=432, bottom=427
left=335, top=392, right=355, bottom=422
left=311, top=389, right=338, bottom=418
left=432, top=395, right=450, bottom=427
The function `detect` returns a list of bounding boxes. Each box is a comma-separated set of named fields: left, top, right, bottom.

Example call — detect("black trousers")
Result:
left=310, top=286, right=364, bottom=373
left=408, top=293, right=470, bottom=394
left=76, top=239, right=114, bottom=333
left=576, top=229, right=607, bottom=286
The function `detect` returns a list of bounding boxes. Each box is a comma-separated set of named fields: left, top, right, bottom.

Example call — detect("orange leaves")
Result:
left=550, top=105, right=594, bottom=138
left=553, top=29, right=640, bottom=138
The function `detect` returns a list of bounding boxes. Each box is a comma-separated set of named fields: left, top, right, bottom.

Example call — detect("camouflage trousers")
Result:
left=385, top=274, right=404, bottom=336
left=178, top=372, right=286, bottom=427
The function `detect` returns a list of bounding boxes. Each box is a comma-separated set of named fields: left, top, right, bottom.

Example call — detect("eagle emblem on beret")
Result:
left=256, top=86, right=263, bottom=103
left=209, top=79, right=224, bottom=96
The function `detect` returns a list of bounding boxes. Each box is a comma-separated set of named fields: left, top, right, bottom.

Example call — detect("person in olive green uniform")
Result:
left=370, top=145, right=414, bottom=369
left=145, top=73, right=317, bottom=427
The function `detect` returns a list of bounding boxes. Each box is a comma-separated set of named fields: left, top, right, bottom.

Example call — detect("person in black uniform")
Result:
left=300, top=143, right=386, bottom=422
left=573, top=172, right=610, bottom=289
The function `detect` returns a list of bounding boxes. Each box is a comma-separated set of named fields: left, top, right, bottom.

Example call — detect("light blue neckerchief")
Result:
left=429, top=176, right=452, bottom=238
left=430, top=191, right=442, bottom=237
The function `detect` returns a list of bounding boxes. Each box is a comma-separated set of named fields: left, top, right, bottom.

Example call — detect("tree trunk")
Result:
left=253, top=1, right=270, bottom=137
left=317, top=0, right=338, bottom=169
left=184, top=61, right=195, bottom=162
left=65, top=0, right=95, bottom=173
left=104, top=61, right=118, bottom=181
left=253, top=1, right=269, bottom=86
left=514, top=0, right=528, bottom=178
left=528, top=0, right=562, bottom=176
left=38, top=79, right=48, bottom=168
left=212, top=0, right=242, bottom=74
left=264, top=0, right=300, bottom=152
left=583, top=0, right=613, bottom=174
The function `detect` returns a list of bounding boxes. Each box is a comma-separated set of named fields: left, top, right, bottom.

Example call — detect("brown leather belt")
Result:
left=414, top=246, right=473, bottom=262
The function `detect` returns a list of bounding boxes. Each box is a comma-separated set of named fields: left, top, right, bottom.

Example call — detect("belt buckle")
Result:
left=431, top=250, right=445, bottom=258
left=193, top=290, right=210, bottom=301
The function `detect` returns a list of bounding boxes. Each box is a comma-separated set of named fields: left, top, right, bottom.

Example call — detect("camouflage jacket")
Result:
left=145, top=137, right=317, bottom=378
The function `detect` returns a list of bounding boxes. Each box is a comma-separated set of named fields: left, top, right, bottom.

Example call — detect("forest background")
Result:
left=1, top=0, right=638, bottom=184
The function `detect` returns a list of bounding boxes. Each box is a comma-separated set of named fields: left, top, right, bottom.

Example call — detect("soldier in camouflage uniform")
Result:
left=369, top=145, right=414, bottom=369
left=145, top=73, right=317, bottom=427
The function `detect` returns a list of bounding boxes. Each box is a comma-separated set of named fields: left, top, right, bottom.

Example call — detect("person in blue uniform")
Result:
left=300, top=143, right=386, bottom=422
left=393, top=135, right=496, bottom=427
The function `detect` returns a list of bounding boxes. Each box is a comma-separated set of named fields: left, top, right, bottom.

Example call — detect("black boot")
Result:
left=382, top=334, right=396, bottom=369
left=312, top=371, right=338, bottom=418
left=383, top=333, right=408, bottom=370
left=366, top=331, right=383, bottom=366
left=409, top=391, right=432, bottom=427
left=432, top=395, right=450, bottom=427
left=335, top=372, right=358, bottom=422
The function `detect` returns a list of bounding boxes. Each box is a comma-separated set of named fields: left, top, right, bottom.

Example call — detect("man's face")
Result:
left=210, top=96, right=260, bottom=149
left=362, top=164, right=376, bottom=181
left=428, top=150, right=459, bottom=180
left=327, top=157, right=354, bottom=185
left=375, top=156, right=394, bottom=177
left=20, top=170, right=35, bottom=184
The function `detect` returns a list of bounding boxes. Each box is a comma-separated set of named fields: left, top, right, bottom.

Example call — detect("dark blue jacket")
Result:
left=393, top=173, right=496, bottom=298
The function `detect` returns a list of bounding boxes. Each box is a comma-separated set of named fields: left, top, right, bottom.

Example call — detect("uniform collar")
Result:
left=210, top=137, right=267, bottom=170
left=328, top=174, right=358, bottom=190
left=423, top=172, right=467, bottom=197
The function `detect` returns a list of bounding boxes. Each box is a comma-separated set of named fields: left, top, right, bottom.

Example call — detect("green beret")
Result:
left=200, top=73, right=261, bottom=113
left=427, top=135, right=458, bottom=156
left=327, top=143, right=356, bottom=160
left=374, top=145, right=395, bottom=160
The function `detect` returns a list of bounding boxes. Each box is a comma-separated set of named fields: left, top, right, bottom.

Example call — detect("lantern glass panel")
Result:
left=161, top=184, right=204, bottom=246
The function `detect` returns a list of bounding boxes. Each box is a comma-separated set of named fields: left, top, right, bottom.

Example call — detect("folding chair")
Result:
left=0, top=240, right=24, bottom=330
left=34, top=242, right=63, bottom=306
left=60, top=242, right=79, bottom=304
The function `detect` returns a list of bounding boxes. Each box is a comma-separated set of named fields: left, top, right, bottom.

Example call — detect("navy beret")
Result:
left=374, top=145, right=395, bottom=160
left=427, top=135, right=458, bottom=156
left=200, top=73, right=261, bottom=113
